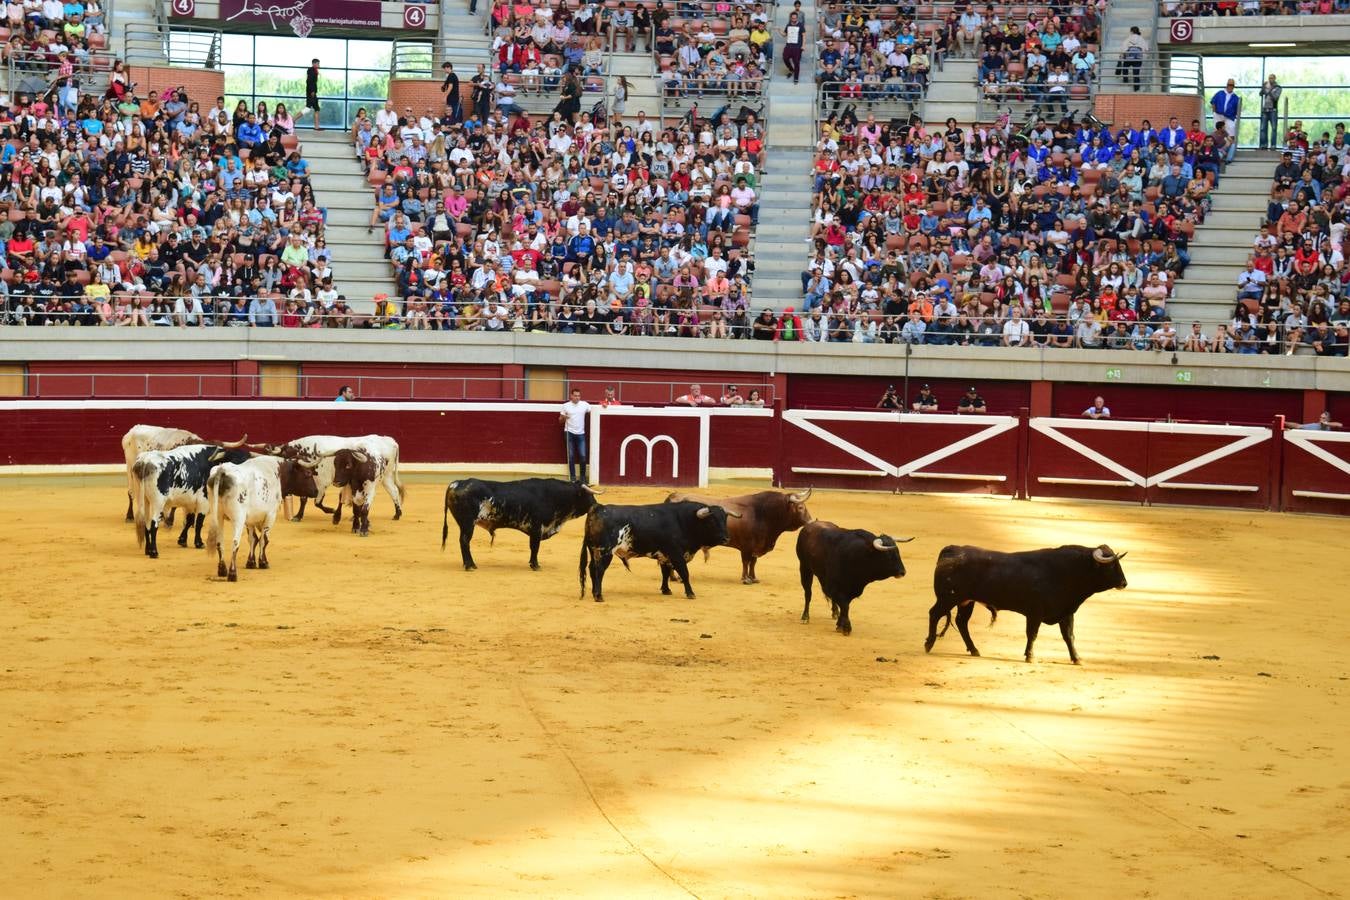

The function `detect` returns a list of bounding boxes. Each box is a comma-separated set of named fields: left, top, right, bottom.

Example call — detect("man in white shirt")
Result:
left=1002, top=308, right=1031, bottom=346
left=375, top=101, right=398, bottom=136
left=675, top=384, right=717, bottom=406
left=559, top=388, right=591, bottom=483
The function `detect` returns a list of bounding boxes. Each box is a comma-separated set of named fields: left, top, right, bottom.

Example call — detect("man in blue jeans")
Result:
left=559, top=388, right=591, bottom=483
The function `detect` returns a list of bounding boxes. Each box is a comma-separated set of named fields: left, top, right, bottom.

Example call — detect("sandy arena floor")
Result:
left=2, top=475, right=1348, bottom=898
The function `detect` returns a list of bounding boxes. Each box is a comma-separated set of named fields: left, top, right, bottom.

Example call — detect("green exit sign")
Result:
left=1175, top=370, right=1193, bottom=384
left=1105, top=367, right=1122, bottom=380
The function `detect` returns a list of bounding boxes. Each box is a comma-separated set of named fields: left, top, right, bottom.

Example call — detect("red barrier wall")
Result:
left=787, top=375, right=1031, bottom=414
left=1051, top=383, right=1302, bottom=424
left=1281, top=430, right=1350, bottom=516
left=297, top=363, right=511, bottom=401
left=593, top=411, right=704, bottom=488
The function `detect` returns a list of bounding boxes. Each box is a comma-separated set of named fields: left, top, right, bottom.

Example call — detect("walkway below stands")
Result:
left=305, top=130, right=401, bottom=308
left=1168, top=151, right=1278, bottom=326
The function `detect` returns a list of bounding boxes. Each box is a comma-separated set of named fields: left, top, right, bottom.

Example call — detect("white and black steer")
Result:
left=206, top=455, right=320, bottom=582
left=579, top=501, right=739, bottom=603
left=259, top=434, right=405, bottom=523
left=121, top=425, right=246, bottom=523
left=442, top=477, right=602, bottom=570
left=132, top=444, right=255, bottom=557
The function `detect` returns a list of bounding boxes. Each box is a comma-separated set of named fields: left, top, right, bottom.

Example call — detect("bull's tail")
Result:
left=702, top=547, right=710, bottom=564
left=205, top=469, right=223, bottom=554
left=133, top=461, right=157, bottom=548
left=441, top=484, right=453, bottom=551
left=578, top=536, right=588, bottom=599
left=986, top=604, right=998, bottom=627
left=392, top=446, right=406, bottom=504
left=937, top=611, right=952, bottom=637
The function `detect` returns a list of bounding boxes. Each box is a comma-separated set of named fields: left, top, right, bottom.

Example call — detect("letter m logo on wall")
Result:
left=619, top=433, right=679, bottom=478
left=592, top=409, right=707, bottom=487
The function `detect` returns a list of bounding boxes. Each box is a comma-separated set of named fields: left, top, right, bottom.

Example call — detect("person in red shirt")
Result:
left=1253, top=248, right=1275, bottom=276
left=1186, top=119, right=1206, bottom=146
left=1108, top=295, right=1138, bottom=325
left=1294, top=240, right=1321, bottom=280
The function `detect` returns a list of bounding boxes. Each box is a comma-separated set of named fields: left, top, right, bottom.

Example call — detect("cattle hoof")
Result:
left=923, top=638, right=935, bottom=652
left=246, top=559, right=257, bottom=569
left=177, top=537, right=188, bottom=547
left=661, top=587, right=672, bottom=596
left=258, top=561, right=269, bottom=570
left=227, top=571, right=238, bottom=583
left=800, top=615, right=809, bottom=624
left=1071, top=658, right=1082, bottom=666
left=684, top=592, right=696, bottom=600
left=593, top=596, right=604, bottom=603
left=393, top=509, right=402, bottom=521
left=836, top=626, right=852, bottom=636
left=464, top=564, right=477, bottom=571
left=530, top=563, right=541, bottom=571
left=125, top=513, right=134, bottom=522
left=217, top=563, right=227, bottom=577
left=968, top=649, right=981, bottom=657
left=741, top=577, right=756, bottom=585
left=194, top=540, right=205, bottom=549
left=289, top=515, right=303, bottom=523
left=148, top=550, right=158, bottom=559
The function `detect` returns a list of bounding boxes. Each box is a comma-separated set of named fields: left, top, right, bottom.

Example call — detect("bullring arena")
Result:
left=3, top=399, right=1349, bottom=897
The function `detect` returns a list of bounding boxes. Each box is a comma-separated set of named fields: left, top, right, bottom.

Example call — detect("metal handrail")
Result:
left=5, top=370, right=780, bottom=404
left=125, top=23, right=223, bottom=69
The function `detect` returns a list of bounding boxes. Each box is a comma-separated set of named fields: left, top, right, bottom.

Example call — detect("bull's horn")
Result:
left=1115, top=551, right=1128, bottom=562
left=217, top=434, right=248, bottom=448
left=873, top=538, right=891, bottom=551
left=696, top=506, right=712, bottom=519
left=789, top=486, right=814, bottom=503
left=209, top=449, right=227, bottom=463
left=582, top=484, right=604, bottom=495
left=1093, top=546, right=1116, bottom=564
left=893, top=536, right=915, bottom=543
left=724, top=509, right=743, bottom=519
left=295, top=458, right=319, bottom=470
left=351, top=451, right=369, bottom=463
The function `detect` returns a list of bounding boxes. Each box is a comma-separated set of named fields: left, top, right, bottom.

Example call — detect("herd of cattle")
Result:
left=122, top=424, right=1130, bottom=662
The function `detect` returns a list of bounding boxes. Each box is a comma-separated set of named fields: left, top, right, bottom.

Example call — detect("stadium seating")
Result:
left=0, top=31, right=336, bottom=327
left=793, top=114, right=1243, bottom=348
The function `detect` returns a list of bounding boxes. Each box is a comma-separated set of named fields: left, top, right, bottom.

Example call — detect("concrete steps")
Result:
left=304, top=130, right=399, bottom=308
left=1167, top=152, right=1278, bottom=325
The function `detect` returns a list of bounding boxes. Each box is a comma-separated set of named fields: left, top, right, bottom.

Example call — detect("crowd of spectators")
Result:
left=0, top=63, right=339, bottom=327
left=789, top=107, right=1320, bottom=350
left=815, top=1, right=1109, bottom=117
left=1232, top=119, right=1350, bottom=356
left=1163, top=0, right=1349, bottom=15
left=352, top=96, right=766, bottom=334
left=2, top=0, right=109, bottom=73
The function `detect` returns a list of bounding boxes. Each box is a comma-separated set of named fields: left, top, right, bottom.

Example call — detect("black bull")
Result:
left=442, top=477, right=601, bottom=570
left=925, top=544, right=1129, bottom=664
left=579, top=501, right=737, bottom=602
left=796, top=521, right=913, bottom=636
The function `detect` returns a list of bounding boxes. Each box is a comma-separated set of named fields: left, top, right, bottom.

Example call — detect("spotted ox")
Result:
left=257, top=435, right=404, bottom=523
left=578, top=501, right=738, bottom=603
left=796, top=521, right=912, bottom=635
left=329, top=447, right=410, bottom=536
left=121, top=425, right=246, bottom=523
left=442, top=477, right=601, bottom=570
left=926, top=544, right=1129, bottom=664
left=205, top=455, right=320, bottom=582
left=132, top=444, right=256, bottom=558
left=666, top=488, right=815, bottom=584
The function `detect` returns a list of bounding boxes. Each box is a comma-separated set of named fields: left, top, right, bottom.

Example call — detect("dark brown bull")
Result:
left=665, top=488, right=814, bottom=584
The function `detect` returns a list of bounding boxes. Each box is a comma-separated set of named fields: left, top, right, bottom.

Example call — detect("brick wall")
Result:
left=388, top=78, right=472, bottom=119
left=128, top=66, right=225, bottom=106
left=1094, top=93, right=1203, bottom=127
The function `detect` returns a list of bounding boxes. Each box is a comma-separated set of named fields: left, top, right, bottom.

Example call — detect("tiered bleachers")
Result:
left=789, top=113, right=1278, bottom=348
left=1163, top=0, right=1347, bottom=15
left=0, top=69, right=335, bottom=327
left=1234, top=124, right=1350, bottom=355
left=355, top=100, right=765, bottom=334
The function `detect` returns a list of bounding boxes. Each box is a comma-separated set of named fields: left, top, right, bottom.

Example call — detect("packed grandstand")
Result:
left=0, top=0, right=1346, bottom=356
